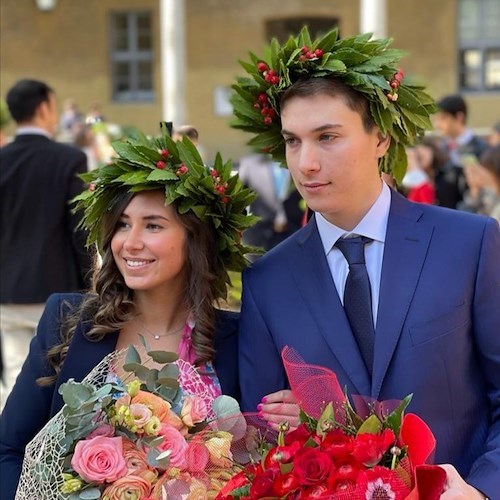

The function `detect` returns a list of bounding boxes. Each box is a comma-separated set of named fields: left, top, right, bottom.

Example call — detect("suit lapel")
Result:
left=289, top=218, right=371, bottom=396
left=372, top=192, right=433, bottom=399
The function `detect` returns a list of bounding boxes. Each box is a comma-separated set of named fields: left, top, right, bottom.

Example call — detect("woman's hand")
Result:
left=257, top=390, right=300, bottom=431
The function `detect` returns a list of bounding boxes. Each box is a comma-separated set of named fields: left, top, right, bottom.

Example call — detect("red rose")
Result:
left=292, top=448, right=333, bottom=486
left=249, top=466, right=279, bottom=499
left=285, top=423, right=314, bottom=446
left=321, top=429, right=354, bottom=460
left=273, top=472, right=299, bottom=497
left=264, top=441, right=301, bottom=469
left=352, top=429, right=395, bottom=467
left=303, top=484, right=335, bottom=499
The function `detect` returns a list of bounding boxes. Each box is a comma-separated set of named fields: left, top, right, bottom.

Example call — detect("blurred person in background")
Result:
left=488, top=121, right=500, bottom=147
left=0, top=99, right=11, bottom=147
left=0, top=79, right=93, bottom=410
left=401, top=146, right=435, bottom=204
left=58, top=98, right=84, bottom=143
left=414, top=136, right=466, bottom=209
left=434, top=94, right=489, bottom=167
left=458, top=145, right=500, bottom=221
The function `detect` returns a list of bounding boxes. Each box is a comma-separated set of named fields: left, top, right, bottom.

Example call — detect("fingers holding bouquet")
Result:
left=258, top=389, right=300, bottom=431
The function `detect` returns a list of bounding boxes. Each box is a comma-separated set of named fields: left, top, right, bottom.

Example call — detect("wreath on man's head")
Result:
left=230, top=27, right=437, bottom=182
left=72, top=123, right=259, bottom=297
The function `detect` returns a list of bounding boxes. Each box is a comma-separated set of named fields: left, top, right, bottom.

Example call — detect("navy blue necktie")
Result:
left=335, top=236, right=375, bottom=375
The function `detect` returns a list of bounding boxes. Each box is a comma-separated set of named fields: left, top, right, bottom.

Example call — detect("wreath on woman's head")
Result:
left=230, top=26, right=437, bottom=182
left=72, top=123, right=259, bottom=296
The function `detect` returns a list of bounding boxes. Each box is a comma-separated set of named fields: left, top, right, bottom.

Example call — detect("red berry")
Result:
left=210, top=169, right=219, bottom=177
left=258, top=93, right=268, bottom=103
left=306, top=51, right=315, bottom=59
left=156, top=160, right=166, bottom=169
left=88, top=183, right=96, bottom=191
left=390, top=80, right=399, bottom=89
left=160, top=148, right=169, bottom=158
left=299, top=55, right=307, bottom=62
left=267, top=108, right=276, bottom=118
left=272, top=76, right=280, bottom=85
left=221, top=196, right=230, bottom=204
left=314, top=49, right=324, bottom=58
left=216, top=185, right=226, bottom=194
left=263, top=116, right=273, bottom=125
left=301, top=46, right=309, bottom=54
left=257, top=62, right=268, bottom=72
left=176, top=164, right=188, bottom=175
left=253, top=102, right=261, bottom=109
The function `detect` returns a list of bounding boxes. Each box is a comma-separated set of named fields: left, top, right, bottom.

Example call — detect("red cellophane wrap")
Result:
left=217, top=346, right=447, bottom=499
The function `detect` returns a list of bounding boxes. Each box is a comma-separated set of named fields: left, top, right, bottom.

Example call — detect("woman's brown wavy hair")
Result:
left=38, top=189, right=226, bottom=386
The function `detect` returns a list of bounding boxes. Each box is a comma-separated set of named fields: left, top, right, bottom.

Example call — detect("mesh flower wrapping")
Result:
left=217, top=347, right=444, bottom=500
left=15, top=342, right=248, bottom=500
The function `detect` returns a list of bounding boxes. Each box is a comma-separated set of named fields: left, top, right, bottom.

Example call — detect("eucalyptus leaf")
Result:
left=125, top=344, right=141, bottom=366
left=147, top=350, right=178, bottom=364
left=78, top=488, right=102, bottom=499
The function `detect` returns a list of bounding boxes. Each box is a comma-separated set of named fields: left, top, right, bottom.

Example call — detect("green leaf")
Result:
left=147, top=169, right=178, bottom=182
left=315, top=28, right=339, bottom=52
left=59, top=381, right=93, bottom=408
left=316, top=402, right=335, bottom=436
left=78, top=488, right=101, bottom=499
left=147, top=350, right=179, bottom=364
left=158, top=363, right=179, bottom=379
left=385, top=394, right=413, bottom=436
left=357, top=414, right=383, bottom=435
left=112, top=141, right=154, bottom=168
left=125, top=345, right=141, bottom=365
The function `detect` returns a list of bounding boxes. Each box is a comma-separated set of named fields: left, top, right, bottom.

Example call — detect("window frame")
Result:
left=457, top=0, right=500, bottom=92
left=109, top=10, right=155, bottom=103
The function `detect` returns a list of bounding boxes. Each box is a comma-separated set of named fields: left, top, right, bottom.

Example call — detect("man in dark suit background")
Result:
left=0, top=79, right=93, bottom=408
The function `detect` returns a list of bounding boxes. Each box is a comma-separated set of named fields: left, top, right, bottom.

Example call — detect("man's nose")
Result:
left=297, top=143, right=320, bottom=174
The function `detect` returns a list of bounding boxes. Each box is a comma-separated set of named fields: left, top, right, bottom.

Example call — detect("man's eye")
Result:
left=320, top=134, right=335, bottom=142
left=284, top=137, right=297, bottom=145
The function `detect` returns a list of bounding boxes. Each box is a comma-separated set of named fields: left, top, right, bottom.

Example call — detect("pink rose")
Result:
left=157, top=423, right=188, bottom=469
left=185, top=441, right=210, bottom=472
left=86, top=424, right=115, bottom=440
left=71, top=436, right=128, bottom=483
left=181, top=395, right=208, bottom=427
left=102, top=474, right=152, bottom=499
left=121, top=438, right=156, bottom=477
left=129, top=403, right=152, bottom=428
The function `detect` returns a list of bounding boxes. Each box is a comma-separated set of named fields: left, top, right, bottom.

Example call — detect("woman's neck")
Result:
left=133, top=289, right=189, bottom=333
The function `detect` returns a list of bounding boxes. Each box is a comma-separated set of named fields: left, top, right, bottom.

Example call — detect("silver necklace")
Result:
left=140, top=321, right=185, bottom=340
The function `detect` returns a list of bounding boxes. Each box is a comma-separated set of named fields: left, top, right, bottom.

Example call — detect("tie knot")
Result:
left=335, top=236, right=372, bottom=265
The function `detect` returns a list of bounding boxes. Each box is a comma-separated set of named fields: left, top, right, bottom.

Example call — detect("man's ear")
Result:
left=376, top=131, right=391, bottom=158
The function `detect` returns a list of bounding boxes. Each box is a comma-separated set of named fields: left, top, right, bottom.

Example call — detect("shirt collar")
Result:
left=455, top=129, right=474, bottom=147
left=316, top=181, right=391, bottom=255
left=16, top=126, right=52, bottom=139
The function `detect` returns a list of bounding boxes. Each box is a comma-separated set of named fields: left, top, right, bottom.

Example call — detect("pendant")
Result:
left=154, top=335, right=160, bottom=340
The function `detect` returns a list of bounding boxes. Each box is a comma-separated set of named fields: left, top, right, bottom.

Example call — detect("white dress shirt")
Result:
left=16, top=126, right=52, bottom=139
left=315, top=182, right=391, bottom=327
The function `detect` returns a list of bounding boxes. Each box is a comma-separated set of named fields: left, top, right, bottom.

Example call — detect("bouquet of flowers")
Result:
left=15, top=338, right=246, bottom=500
left=217, top=347, right=446, bottom=500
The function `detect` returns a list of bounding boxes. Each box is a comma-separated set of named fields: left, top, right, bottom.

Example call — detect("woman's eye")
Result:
left=115, top=220, right=129, bottom=230
left=147, top=223, right=162, bottom=231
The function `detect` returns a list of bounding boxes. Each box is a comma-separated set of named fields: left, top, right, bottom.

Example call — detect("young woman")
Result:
left=0, top=131, right=255, bottom=499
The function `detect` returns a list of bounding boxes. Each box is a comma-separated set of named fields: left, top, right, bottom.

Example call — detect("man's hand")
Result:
left=439, top=464, right=487, bottom=499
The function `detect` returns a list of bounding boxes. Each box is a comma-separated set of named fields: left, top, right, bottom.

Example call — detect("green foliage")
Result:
left=230, top=26, right=437, bottom=183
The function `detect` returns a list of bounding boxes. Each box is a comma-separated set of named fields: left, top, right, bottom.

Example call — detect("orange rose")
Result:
left=131, top=391, right=171, bottom=423
left=102, top=473, right=152, bottom=499
left=121, top=438, right=157, bottom=478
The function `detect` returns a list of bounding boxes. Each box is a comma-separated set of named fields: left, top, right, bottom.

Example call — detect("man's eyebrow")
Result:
left=281, top=123, right=342, bottom=135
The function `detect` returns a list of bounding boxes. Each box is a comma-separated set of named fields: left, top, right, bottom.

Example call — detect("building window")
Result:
left=458, top=0, right=500, bottom=91
left=110, top=12, right=154, bottom=102
left=265, top=17, right=339, bottom=44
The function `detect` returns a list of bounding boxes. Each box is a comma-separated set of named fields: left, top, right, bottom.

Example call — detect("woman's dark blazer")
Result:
left=0, top=293, right=240, bottom=500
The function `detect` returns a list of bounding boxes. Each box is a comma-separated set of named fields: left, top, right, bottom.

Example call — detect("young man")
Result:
left=233, top=29, right=499, bottom=498
left=0, top=79, right=93, bottom=408
left=434, top=93, right=489, bottom=166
